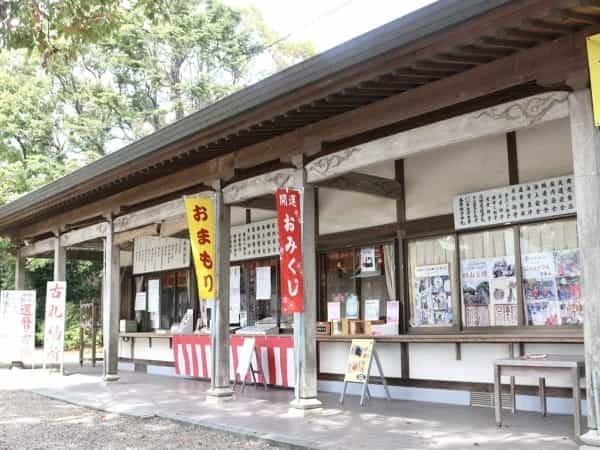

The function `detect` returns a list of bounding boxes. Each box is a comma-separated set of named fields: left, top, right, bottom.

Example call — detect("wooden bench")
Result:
left=494, top=355, right=585, bottom=436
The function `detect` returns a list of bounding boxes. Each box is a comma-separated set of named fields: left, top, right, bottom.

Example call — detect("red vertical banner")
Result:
left=276, top=188, right=304, bottom=313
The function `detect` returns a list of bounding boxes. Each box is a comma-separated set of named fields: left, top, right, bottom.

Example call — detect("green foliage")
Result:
left=27, top=258, right=102, bottom=348
left=36, top=301, right=99, bottom=350
left=0, top=0, right=122, bottom=66
left=0, top=1, right=315, bottom=349
left=1, top=1, right=315, bottom=162
left=0, top=238, right=14, bottom=291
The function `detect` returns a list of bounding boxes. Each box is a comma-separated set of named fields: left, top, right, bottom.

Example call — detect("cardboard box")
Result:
left=120, top=319, right=137, bottom=333
left=341, top=319, right=370, bottom=336
left=331, top=320, right=343, bottom=336
left=316, top=321, right=331, bottom=336
left=365, top=320, right=387, bottom=336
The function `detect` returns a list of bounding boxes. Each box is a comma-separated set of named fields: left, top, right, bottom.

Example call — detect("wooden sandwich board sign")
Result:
left=340, top=339, right=391, bottom=406
left=233, top=337, right=267, bottom=393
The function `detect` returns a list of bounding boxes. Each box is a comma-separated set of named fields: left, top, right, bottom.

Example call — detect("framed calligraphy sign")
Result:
left=276, top=188, right=304, bottom=314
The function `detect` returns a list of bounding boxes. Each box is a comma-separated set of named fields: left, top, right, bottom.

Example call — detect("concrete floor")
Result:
left=0, top=362, right=581, bottom=450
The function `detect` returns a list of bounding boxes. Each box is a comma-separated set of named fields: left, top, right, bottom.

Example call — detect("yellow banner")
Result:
left=185, top=196, right=216, bottom=300
left=587, top=34, right=600, bottom=127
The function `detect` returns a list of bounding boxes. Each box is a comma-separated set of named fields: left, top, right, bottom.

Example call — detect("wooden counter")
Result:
left=317, top=332, right=583, bottom=344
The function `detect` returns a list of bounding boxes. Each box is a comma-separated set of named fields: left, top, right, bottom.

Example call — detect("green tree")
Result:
left=0, top=1, right=315, bottom=349
left=104, top=0, right=264, bottom=131
left=0, top=0, right=121, bottom=66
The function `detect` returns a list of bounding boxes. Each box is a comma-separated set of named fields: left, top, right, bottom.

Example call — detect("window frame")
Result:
left=403, top=214, right=581, bottom=335
left=132, top=267, right=195, bottom=331
left=231, top=256, right=284, bottom=331
left=317, top=240, right=396, bottom=324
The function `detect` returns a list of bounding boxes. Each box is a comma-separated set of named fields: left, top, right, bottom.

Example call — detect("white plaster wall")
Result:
left=518, top=343, right=585, bottom=388
left=120, top=251, right=132, bottom=267
left=319, top=341, right=402, bottom=378
left=118, top=339, right=132, bottom=359
left=318, top=189, right=396, bottom=234
left=408, top=342, right=583, bottom=388
left=118, top=337, right=174, bottom=362
left=409, top=343, right=511, bottom=383
left=355, top=161, right=395, bottom=179
left=250, top=208, right=276, bottom=222
left=318, top=160, right=397, bottom=235
left=516, top=118, right=573, bottom=183
left=319, top=341, right=348, bottom=373
left=405, top=133, right=508, bottom=220
left=231, top=206, right=246, bottom=226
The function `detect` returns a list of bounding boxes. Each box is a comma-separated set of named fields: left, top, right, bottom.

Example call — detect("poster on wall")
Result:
left=461, top=258, right=490, bottom=302
left=494, top=304, right=519, bottom=326
left=489, top=256, right=516, bottom=303
left=364, top=299, right=380, bottom=321
left=386, top=300, right=400, bottom=324
left=147, top=279, right=161, bottom=329
left=414, top=264, right=452, bottom=326
left=527, top=299, right=561, bottom=326
left=522, top=252, right=559, bottom=326
left=461, top=255, right=517, bottom=327
left=554, top=249, right=583, bottom=325
left=461, top=258, right=490, bottom=327
left=360, top=247, right=376, bottom=273
left=327, top=301, right=341, bottom=321
left=465, top=305, right=490, bottom=327
left=0, top=290, right=36, bottom=367
left=134, top=292, right=147, bottom=311
left=230, top=266, right=241, bottom=324
left=43, top=281, right=67, bottom=371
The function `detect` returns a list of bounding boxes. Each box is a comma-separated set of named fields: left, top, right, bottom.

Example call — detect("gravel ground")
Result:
left=0, top=390, right=287, bottom=450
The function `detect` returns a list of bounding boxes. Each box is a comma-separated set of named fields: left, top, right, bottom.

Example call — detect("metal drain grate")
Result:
left=470, top=391, right=513, bottom=410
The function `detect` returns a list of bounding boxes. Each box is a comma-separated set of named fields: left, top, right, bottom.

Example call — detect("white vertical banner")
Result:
left=256, top=266, right=272, bottom=300
left=230, top=266, right=241, bottom=324
left=0, top=290, right=36, bottom=368
left=43, top=281, right=67, bottom=373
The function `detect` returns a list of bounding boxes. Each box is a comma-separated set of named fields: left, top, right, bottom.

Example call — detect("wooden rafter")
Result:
left=315, top=171, right=403, bottom=199
left=9, top=16, right=595, bottom=239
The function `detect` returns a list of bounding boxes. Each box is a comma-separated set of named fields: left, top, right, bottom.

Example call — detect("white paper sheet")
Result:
left=364, top=299, right=380, bottom=321
left=134, top=292, right=147, bottom=311
left=256, top=266, right=271, bottom=300
left=230, top=266, right=241, bottom=323
left=147, top=279, right=160, bottom=313
left=327, top=302, right=341, bottom=321
left=360, top=246, right=376, bottom=272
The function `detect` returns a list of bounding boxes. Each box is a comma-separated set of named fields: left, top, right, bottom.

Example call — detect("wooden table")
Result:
left=494, top=355, right=585, bottom=436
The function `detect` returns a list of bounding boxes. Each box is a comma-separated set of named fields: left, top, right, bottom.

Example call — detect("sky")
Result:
left=224, top=0, right=437, bottom=53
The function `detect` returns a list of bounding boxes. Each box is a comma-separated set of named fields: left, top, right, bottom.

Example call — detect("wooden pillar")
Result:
left=207, top=188, right=233, bottom=399
left=102, top=222, right=120, bottom=381
left=569, top=89, right=600, bottom=443
left=290, top=169, right=322, bottom=410
left=53, top=237, right=66, bottom=282
left=14, top=247, right=25, bottom=290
